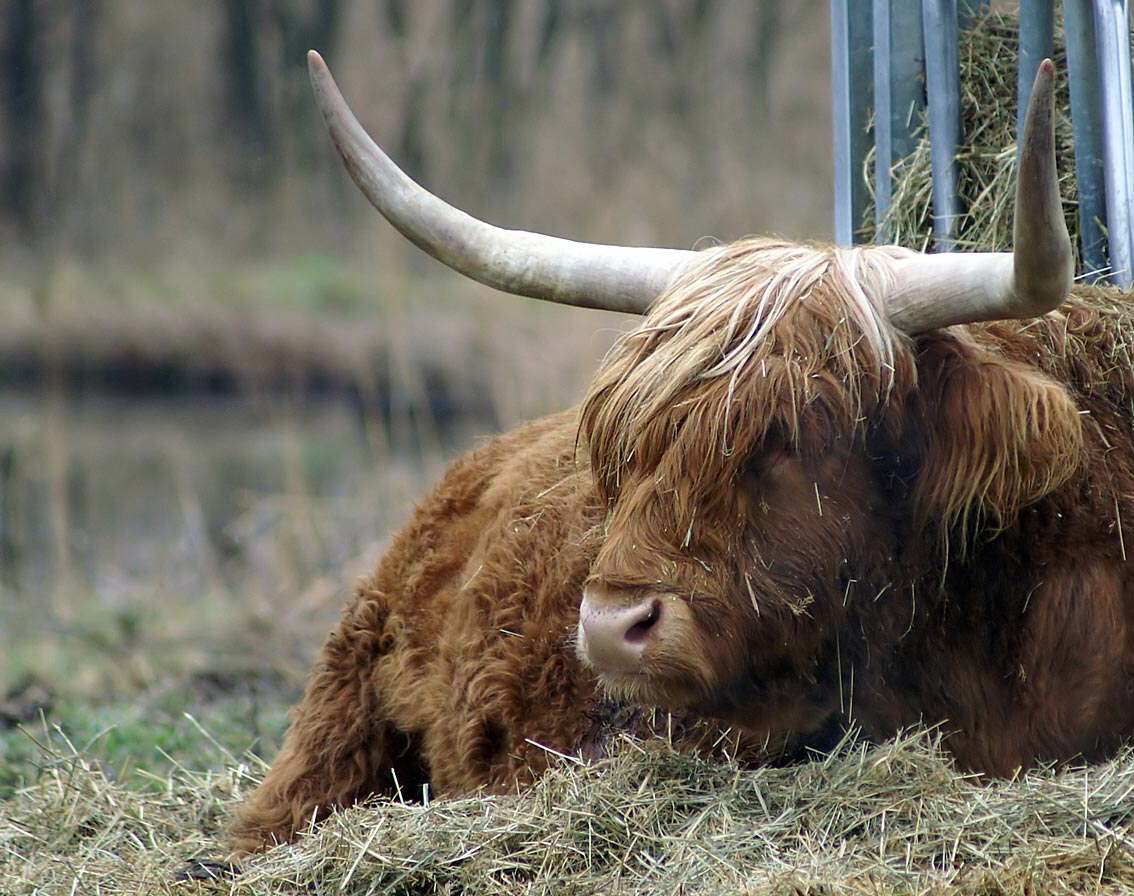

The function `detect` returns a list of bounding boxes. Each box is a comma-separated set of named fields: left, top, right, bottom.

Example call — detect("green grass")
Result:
left=0, top=685, right=293, bottom=800
left=211, top=255, right=375, bottom=316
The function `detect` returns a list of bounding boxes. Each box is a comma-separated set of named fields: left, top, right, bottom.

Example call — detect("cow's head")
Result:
left=573, top=237, right=1084, bottom=732
left=307, top=55, right=1078, bottom=734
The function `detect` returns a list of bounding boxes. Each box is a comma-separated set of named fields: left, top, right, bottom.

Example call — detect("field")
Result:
left=5, top=264, right=1134, bottom=896
left=0, top=0, right=830, bottom=881
left=8, top=714, right=1134, bottom=893
left=0, top=257, right=628, bottom=894
left=6, top=4, right=1134, bottom=893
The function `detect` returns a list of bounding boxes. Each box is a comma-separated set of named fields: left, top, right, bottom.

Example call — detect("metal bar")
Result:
left=832, top=0, right=874, bottom=246
left=1093, top=0, right=1134, bottom=285
left=1017, top=1, right=1056, bottom=155
left=873, top=0, right=926, bottom=242
left=922, top=0, right=962, bottom=249
left=1063, top=0, right=1110, bottom=278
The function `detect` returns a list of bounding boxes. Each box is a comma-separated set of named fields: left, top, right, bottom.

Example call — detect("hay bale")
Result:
left=863, top=10, right=1087, bottom=267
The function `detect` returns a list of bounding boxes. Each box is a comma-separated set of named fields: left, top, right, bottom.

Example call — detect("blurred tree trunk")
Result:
left=447, top=0, right=478, bottom=183
left=271, top=0, right=341, bottom=72
left=63, top=0, right=101, bottom=255
left=482, top=0, right=516, bottom=183
left=221, top=0, right=271, bottom=184
left=378, top=1, right=430, bottom=184
left=2, top=0, right=45, bottom=239
left=449, top=0, right=476, bottom=94
left=270, top=0, right=342, bottom=169
left=691, top=0, right=716, bottom=27
left=19, top=0, right=102, bottom=618
left=652, top=0, right=717, bottom=117
left=749, top=1, right=782, bottom=120
left=397, top=77, right=429, bottom=183
left=59, top=0, right=100, bottom=236
left=584, top=0, right=622, bottom=99
left=445, top=0, right=520, bottom=200
left=383, top=0, right=408, bottom=37
left=219, top=0, right=342, bottom=237
left=536, top=0, right=564, bottom=66
left=0, top=445, right=19, bottom=590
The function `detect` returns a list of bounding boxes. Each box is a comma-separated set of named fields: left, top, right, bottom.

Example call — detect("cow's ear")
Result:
left=909, top=332, right=1084, bottom=539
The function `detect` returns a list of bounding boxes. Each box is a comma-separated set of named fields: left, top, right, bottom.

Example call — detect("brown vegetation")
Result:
left=11, top=729, right=1134, bottom=894
left=0, top=0, right=829, bottom=268
left=0, top=1, right=830, bottom=406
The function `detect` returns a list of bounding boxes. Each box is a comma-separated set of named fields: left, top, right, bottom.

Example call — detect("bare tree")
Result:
left=270, top=0, right=343, bottom=169
left=1, top=0, right=45, bottom=238
left=221, top=0, right=271, bottom=184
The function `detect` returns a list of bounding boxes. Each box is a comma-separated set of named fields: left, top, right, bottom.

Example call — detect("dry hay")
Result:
left=5, top=725, right=1134, bottom=895
left=863, top=9, right=1097, bottom=273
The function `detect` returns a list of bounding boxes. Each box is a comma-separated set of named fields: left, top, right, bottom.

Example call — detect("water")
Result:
left=0, top=389, right=483, bottom=687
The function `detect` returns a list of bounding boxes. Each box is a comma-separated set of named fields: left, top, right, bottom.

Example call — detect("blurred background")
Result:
left=0, top=0, right=831, bottom=773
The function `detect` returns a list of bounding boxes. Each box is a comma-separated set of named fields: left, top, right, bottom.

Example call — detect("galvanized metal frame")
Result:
left=923, top=0, right=962, bottom=249
left=872, top=0, right=926, bottom=242
left=831, top=0, right=875, bottom=246
left=1064, top=0, right=1110, bottom=275
left=1093, top=0, right=1134, bottom=283
left=832, top=0, right=1134, bottom=286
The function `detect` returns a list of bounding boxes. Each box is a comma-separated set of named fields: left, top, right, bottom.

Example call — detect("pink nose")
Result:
left=578, top=587, right=663, bottom=674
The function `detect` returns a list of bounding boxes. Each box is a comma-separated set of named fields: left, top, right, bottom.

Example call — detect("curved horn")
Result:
left=307, top=51, right=695, bottom=315
left=884, top=58, right=1073, bottom=334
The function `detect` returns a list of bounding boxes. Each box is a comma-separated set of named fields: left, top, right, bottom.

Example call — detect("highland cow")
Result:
left=229, top=57, right=1134, bottom=856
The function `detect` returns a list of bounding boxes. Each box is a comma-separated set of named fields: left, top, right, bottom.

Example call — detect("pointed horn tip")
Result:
left=307, top=50, right=343, bottom=121
left=307, top=50, right=329, bottom=82
left=1033, top=58, right=1055, bottom=96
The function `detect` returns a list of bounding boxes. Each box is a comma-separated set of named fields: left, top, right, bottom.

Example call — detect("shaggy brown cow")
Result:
left=229, top=56, right=1134, bottom=856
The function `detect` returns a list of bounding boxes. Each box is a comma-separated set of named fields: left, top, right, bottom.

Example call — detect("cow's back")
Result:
left=346, top=410, right=610, bottom=793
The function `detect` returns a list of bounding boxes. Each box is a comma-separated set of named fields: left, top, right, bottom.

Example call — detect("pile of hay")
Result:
left=864, top=10, right=1088, bottom=267
left=5, top=727, right=1134, bottom=895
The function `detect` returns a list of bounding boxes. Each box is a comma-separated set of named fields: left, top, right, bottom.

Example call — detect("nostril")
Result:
left=578, top=590, right=668, bottom=674
left=623, top=599, right=662, bottom=643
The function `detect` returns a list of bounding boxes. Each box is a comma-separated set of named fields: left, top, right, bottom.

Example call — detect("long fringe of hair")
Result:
left=580, top=238, right=921, bottom=505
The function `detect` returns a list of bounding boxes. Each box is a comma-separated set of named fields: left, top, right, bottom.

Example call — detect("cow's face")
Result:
left=576, top=430, right=897, bottom=732
left=573, top=242, right=1084, bottom=737
left=571, top=241, right=914, bottom=734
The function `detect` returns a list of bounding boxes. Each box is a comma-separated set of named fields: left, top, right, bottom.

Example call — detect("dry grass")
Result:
left=863, top=9, right=1093, bottom=270
left=5, top=727, right=1134, bottom=895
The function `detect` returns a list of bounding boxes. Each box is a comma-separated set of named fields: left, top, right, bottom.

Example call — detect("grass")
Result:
left=20, top=368, right=1129, bottom=894
left=0, top=688, right=291, bottom=799
left=5, top=722, right=1134, bottom=894
left=0, top=249, right=637, bottom=893
left=215, top=255, right=377, bottom=316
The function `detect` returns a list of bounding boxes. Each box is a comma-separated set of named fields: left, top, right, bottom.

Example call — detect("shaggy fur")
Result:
left=230, top=239, right=1134, bottom=855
